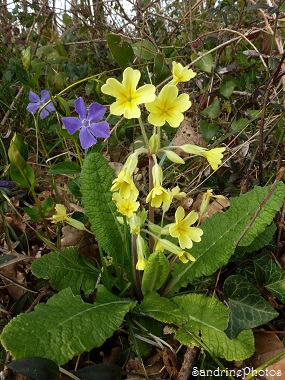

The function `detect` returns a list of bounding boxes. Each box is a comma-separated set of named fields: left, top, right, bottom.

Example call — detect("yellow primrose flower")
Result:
left=146, top=85, right=191, bottom=128
left=146, top=184, right=171, bottom=208
left=158, top=238, right=195, bottom=263
left=112, top=192, right=140, bottom=218
left=170, top=61, right=196, bottom=85
left=168, top=206, right=203, bottom=249
left=51, top=204, right=67, bottom=223
left=162, top=186, right=186, bottom=213
left=180, top=144, right=225, bottom=170
left=101, top=67, right=156, bottom=119
left=51, top=204, right=88, bottom=231
left=200, top=148, right=225, bottom=170
left=111, top=170, right=139, bottom=199
left=136, top=234, right=147, bottom=270
left=199, top=189, right=225, bottom=221
left=146, top=162, right=171, bottom=208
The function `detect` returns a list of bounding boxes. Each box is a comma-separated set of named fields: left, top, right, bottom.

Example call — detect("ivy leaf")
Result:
left=141, top=251, right=170, bottom=295
left=139, top=292, right=188, bottom=326
left=173, top=293, right=254, bottom=361
left=164, top=183, right=285, bottom=296
left=265, top=260, right=285, bottom=303
left=224, top=275, right=278, bottom=339
left=80, top=153, right=124, bottom=261
left=0, top=286, right=134, bottom=366
left=191, top=51, right=213, bottom=73
left=31, top=247, right=100, bottom=296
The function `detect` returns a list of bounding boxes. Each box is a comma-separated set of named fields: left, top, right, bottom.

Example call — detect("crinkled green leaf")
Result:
left=224, top=275, right=278, bottom=339
left=173, top=293, right=254, bottom=361
left=80, top=153, right=124, bottom=259
left=31, top=247, right=99, bottom=296
left=141, top=251, right=170, bottom=295
left=0, top=285, right=134, bottom=366
left=233, top=223, right=276, bottom=259
left=265, top=260, right=285, bottom=303
left=139, top=292, right=188, bottom=326
left=164, top=183, right=285, bottom=296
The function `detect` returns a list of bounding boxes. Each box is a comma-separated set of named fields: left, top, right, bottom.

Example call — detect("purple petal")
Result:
left=0, top=180, right=15, bottom=189
left=27, top=102, right=40, bottom=114
left=29, top=91, right=40, bottom=103
left=40, top=90, right=51, bottom=102
left=88, top=103, right=106, bottom=122
left=75, top=97, right=87, bottom=120
left=62, top=117, right=82, bottom=134
left=46, top=102, right=56, bottom=112
left=89, top=121, right=110, bottom=138
left=39, top=109, right=49, bottom=119
left=79, top=128, right=97, bottom=149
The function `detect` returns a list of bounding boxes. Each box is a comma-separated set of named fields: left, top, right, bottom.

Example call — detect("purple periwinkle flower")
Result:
left=0, top=180, right=15, bottom=189
left=61, top=97, right=110, bottom=149
left=26, top=90, right=56, bottom=119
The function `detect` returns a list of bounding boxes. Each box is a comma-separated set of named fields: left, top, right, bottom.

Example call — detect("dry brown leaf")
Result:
left=5, top=213, right=26, bottom=234
left=192, top=193, right=230, bottom=222
left=61, top=225, right=99, bottom=260
left=173, top=118, right=207, bottom=157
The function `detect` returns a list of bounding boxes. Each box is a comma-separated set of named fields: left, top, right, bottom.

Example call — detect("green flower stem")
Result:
left=148, top=154, right=155, bottom=253
left=131, top=233, right=143, bottom=301
left=0, top=135, right=8, bottom=166
left=138, top=117, right=150, bottom=153
left=74, top=140, right=83, bottom=167
left=35, top=115, right=49, bottom=161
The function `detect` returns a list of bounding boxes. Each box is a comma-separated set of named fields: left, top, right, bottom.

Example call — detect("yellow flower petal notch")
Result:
left=146, top=85, right=191, bottom=128
left=101, top=67, right=156, bottom=119
left=168, top=206, right=203, bottom=249
left=146, top=162, right=171, bottom=208
left=112, top=192, right=140, bottom=218
left=170, top=61, right=196, bottom=85
left=51, top=204, right=88, bottom=231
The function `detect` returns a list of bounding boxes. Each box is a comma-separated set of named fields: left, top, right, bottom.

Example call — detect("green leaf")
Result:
left=233, top=223, right=276, bottom=259
left=47, top=161, right=81, bottom=175
left=141, top=251, right=170, bottom=295
left=165, top=182, right=285, bottom=296
left=224, top=275, right=278, bottom=339
left=23, top=205, right=40, bottom=222
left=139, top=292, right=188, bottom=325
left=202, top=97, right=221, bottom=119
left=132, top=40, right=156, bottom=60
left=265, top=260, right=285, bottom=303
left=7, top=357, right=59, bottom=380
left=153, top=55, right=171, bottom=85
left=10, top=163, right=35, bottom=188
left=191, top=51, right=213, bottom=73
left=41, top=197, right=54, bottom=216
left=0, top=286, right=134, bottom=366
left=74, top=363, right=122, bottom=380
left=31, top=247, right=99, bottom=295
left=106, top=33, right=134, bottom=68
left=173, top=293, right=254, bottom=361
left=200, top=120, right=219, bottom=142
left=57, top=95, right=70, bottom=116
left=80, top=153, right=124, bottom=260
left=220, top=81, right=236, bottom=98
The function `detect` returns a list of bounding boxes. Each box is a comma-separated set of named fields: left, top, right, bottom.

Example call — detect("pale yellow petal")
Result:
left=135, top=84, right=156, bottom=103
left=101, top=78, right=125, bottom=98
left=122, top=67, right=141, bottom=91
